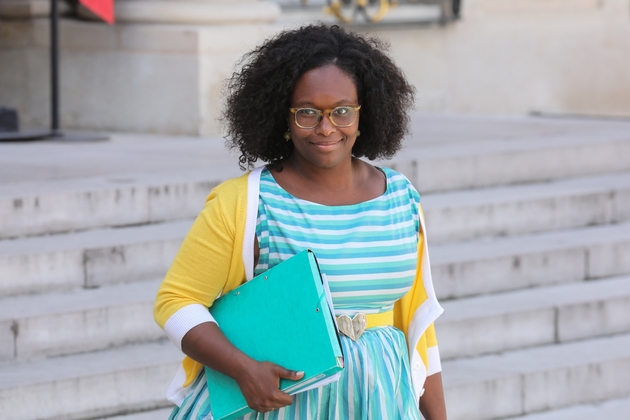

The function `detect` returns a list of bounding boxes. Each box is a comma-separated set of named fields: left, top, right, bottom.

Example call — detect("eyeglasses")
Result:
left=289, top=105, right=361, bottom=129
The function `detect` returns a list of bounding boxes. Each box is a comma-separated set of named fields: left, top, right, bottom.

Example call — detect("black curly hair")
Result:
left=222, top=24, right=415, bottom=169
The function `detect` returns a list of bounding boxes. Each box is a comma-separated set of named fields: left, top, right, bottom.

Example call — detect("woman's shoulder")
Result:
left=211, top=170, right=251, bottom=195
left=202, top=169, right=258, bottom=213
left=209, top=166, right=269, bottom=199
left=379, top=166, right=421, bottom=202
left=379, top=166, right=409, bottom=181
left=192, top=169, right=261, bottom=235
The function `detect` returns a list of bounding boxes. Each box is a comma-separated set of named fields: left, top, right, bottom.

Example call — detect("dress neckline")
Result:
left=262, top=166, right=390, bottom=208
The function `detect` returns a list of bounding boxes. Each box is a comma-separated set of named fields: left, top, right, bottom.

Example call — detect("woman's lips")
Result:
left=310, top=139, right=342, bottom=151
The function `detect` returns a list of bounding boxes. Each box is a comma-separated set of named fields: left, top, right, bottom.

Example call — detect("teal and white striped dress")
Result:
left=171, top=167, right=422, bottom=420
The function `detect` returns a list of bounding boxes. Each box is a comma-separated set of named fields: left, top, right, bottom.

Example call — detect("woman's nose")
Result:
left=315, top=114, right=336, bottom=136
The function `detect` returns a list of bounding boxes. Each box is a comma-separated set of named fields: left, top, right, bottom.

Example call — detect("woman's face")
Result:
left=288, top=64, right=360, bottom=170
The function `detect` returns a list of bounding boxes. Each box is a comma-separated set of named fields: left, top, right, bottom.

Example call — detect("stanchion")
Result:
left=0, top=0, right=108, bottom=142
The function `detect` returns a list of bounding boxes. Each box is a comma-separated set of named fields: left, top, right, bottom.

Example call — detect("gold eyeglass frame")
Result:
left=289, top=105, right=361, bottom=129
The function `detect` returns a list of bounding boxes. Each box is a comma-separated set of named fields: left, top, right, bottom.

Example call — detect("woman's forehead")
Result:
left=291, top=65, right=358, bottom=106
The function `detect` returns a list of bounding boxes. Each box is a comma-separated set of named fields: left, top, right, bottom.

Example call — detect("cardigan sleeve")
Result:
left=154, top=179, right=247, bottom=350
left=418, top=323, right=442, bottom=376
left=393, top=198, right=444, bottom=401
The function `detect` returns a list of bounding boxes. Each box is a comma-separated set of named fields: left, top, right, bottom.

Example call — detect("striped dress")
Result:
left=170, top=166, right=422, bottom=420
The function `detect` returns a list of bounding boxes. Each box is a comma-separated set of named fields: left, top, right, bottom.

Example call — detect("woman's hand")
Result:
left=235, top=360, right=304, bottom=412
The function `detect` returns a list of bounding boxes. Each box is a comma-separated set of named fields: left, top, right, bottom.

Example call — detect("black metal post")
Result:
left=0, top=1, right=108, bottom=142
left=50, top=0, right=61, bottom=136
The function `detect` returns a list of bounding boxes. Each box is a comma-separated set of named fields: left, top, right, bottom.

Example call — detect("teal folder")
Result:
left=205, top=249, right=344, bottom=420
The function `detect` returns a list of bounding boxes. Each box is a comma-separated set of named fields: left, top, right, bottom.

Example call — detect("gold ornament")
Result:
left=356, top=130, right=361, bottom=137
left=284, top=131, right=291, bottom=141
left=336, top=313, right=367, bottom=341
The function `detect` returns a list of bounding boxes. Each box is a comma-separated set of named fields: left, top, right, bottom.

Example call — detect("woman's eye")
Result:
left=301, top=109, right=318, bottom=116
left=333, top=107, right=349, bottom=115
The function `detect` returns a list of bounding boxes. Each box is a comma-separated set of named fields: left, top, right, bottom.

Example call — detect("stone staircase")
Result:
left=1, top=114, right=629, bottom=419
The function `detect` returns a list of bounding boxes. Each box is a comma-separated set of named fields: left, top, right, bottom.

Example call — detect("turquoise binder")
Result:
left=205, top=249, right=344, bottom=420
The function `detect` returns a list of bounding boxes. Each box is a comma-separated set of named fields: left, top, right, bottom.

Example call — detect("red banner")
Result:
left=79, top=0, right=114, bottom=25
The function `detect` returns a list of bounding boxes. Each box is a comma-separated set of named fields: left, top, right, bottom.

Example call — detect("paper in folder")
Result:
left=205, top=249, right=344, bottom=420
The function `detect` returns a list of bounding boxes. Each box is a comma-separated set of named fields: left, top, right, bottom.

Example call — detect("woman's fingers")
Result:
left=237, top=361, right=303, bottom=411
left=269, top=366, right=304, bottom=406
left=274, top=365, right=305, bottom=381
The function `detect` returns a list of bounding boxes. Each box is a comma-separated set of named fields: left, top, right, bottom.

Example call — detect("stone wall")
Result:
left=376, top=0, right=630, bottom=118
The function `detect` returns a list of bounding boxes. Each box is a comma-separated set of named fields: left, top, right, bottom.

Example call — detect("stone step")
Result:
left=501, top=396, right=630, bottom=419
left=0, top=219, right=191, bottom=297
left=5, top=331, right=625, bottom=420
left=0, top=279, right=164, bottom=363
left=3, top=214, right=629, bottom=300
left=7, top=164, right=626, bottom=247
left=5, top=235, right=625, bottom=368
left=391, top=114, right=630, bottom=194
left=0, top=341, right=181, bottom=420
left=437, top=274, right=630, bottom=360
left=430, top=219, right=630, bottom=299
left=442, top=333, right=630, bottom=420
left=100, top=407, right=175, bottom=420
left=0, top=169, right=226, bottom=241
left=423, top=170, right=630, bottom=244
left=2, top=117, right=629, bottom=241
left=99, top=396, right=630, bottom=420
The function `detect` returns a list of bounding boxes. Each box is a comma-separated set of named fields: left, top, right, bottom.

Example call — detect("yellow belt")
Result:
left=365, top=309, right=394, bottom=329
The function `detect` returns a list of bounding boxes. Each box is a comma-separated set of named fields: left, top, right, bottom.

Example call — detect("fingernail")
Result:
left=296, top=371, right=304, bottom=376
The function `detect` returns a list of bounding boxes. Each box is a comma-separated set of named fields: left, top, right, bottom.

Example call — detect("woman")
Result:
left=155, top=24, right=446, bottom=419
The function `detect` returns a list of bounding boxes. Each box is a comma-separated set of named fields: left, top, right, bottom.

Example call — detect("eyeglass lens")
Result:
left=295, top=106, right=357, bottom=128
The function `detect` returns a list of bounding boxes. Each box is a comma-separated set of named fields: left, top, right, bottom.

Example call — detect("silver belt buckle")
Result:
left=336, top=313, right=367, bottom=341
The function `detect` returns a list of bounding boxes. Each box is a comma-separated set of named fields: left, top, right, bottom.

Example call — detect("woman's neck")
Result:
left=270, top=155, right=384, bottom=207
left=284, top=155, right=357, bottom=191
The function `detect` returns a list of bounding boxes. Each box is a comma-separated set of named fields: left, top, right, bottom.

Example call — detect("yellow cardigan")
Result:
left=154, top=167, right=443, bottom=406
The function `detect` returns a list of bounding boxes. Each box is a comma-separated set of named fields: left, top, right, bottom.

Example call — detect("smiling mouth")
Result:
left=311, top=140, right=342, bottom=151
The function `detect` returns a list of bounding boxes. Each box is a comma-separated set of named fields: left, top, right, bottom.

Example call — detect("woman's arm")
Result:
left=155, top=180, right=303, bottom=412
left=182, top=321, right=304, bottom=412
left=419, top=372, right=447, bottom=420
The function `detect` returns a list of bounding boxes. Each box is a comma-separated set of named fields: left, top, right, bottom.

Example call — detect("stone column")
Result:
left=74, top=0, right=284, bottom=135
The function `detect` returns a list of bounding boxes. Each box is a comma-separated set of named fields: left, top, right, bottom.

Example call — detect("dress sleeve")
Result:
left=153, top=185, right=242, bottom=350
